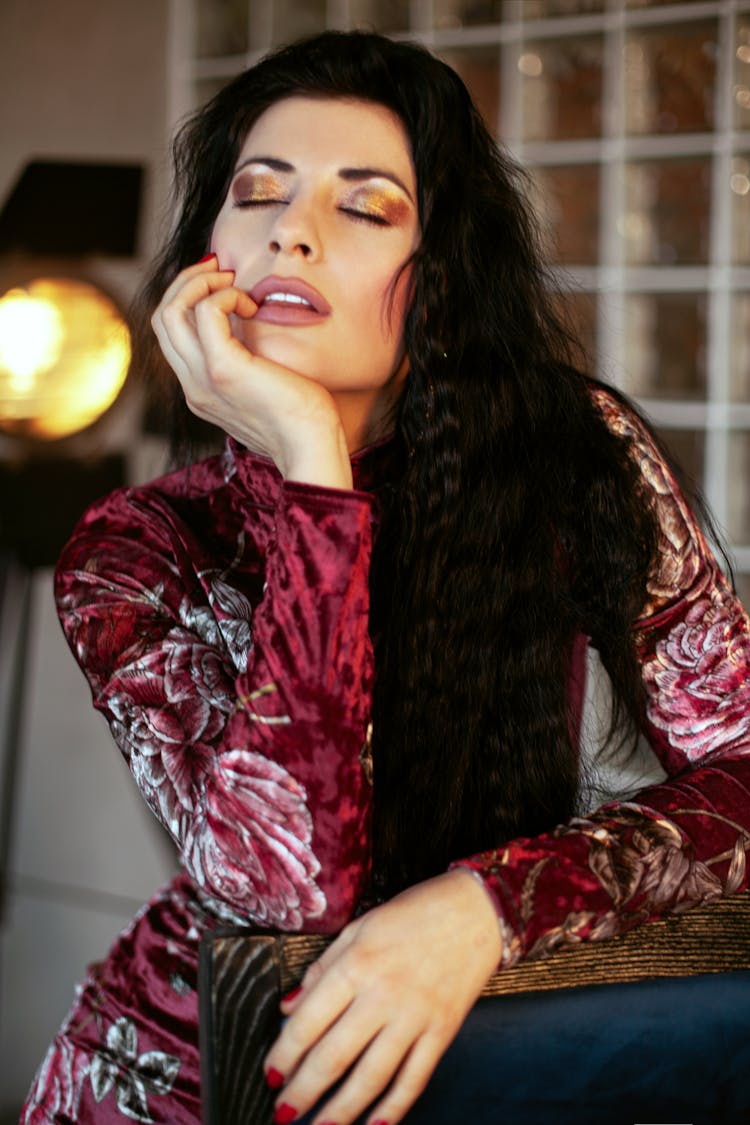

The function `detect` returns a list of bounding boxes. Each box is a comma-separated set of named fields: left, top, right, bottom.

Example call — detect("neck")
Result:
left=334, top=363, right=407, bottom=453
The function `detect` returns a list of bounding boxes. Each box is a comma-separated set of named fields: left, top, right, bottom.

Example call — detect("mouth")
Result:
left=249, top=276, right=331, bottom=322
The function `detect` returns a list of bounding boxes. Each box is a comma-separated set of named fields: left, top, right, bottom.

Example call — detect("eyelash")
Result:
left=339, top=207, right=389, bottom=227
left=233, top=198, right=390, bottom=226
left=234, top=198, right=286, bottom=210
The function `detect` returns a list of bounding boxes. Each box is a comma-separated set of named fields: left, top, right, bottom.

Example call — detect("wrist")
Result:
left=281, top=420, right=353, bottom=490
left=446, top=868, right=504, bottom=966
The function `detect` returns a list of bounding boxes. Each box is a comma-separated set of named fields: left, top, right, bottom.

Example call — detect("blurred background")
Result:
left=1, top=0, right=749, bottom=1116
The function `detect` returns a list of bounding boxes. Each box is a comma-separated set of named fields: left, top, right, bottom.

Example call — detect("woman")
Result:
left=22, top=29, right=750, bottom=1125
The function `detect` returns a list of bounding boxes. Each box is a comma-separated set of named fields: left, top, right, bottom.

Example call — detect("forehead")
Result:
left=238, top=96, right=415, bottom=186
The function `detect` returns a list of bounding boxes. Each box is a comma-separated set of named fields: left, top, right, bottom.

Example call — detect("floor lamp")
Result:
left=0, top=159, right=143, bottom=921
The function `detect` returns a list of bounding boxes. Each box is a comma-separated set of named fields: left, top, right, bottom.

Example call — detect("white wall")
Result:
left=0, top=1, right=177, bottom=1115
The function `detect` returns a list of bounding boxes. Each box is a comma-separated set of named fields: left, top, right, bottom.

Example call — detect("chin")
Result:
left=238, top=329, right=321, bottom=380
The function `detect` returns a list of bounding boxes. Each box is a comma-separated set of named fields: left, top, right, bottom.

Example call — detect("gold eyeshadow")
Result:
left=229, top=165, right=412, bottom=223
left=232, top=170, right=287, bottom=204
left=342, top=187, right=411, bottom=224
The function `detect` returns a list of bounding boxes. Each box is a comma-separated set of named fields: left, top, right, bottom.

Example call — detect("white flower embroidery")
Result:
left=89, top=1018, right=180, bottom=1123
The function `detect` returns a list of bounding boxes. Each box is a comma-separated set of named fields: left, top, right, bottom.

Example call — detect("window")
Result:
left=176, top=0, right=750, bottom=595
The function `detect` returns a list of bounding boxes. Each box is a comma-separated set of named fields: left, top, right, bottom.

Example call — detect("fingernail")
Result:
left=265, top=1066, right=284, bottom=1089
left=370, top=1120, right=390, bottom=1125
left=197, top=253, right=215, bottom=264
left=281, top=984, right=302, bottom=1004
left=273, top=1105, right=297, bottom=1124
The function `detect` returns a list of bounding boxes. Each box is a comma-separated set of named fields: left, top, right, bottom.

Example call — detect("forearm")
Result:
left=55, top=475, right=378, bottom=931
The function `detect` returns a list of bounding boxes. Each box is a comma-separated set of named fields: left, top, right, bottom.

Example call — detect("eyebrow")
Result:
left=233, top=157, right=415, bottom=202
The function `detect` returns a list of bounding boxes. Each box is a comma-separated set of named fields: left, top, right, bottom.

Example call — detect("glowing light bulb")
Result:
left=0, top=290, right=64, bottom=392
left=0, top=278, right=130, bottom=440
left=518, top=52, right=543, bottom=78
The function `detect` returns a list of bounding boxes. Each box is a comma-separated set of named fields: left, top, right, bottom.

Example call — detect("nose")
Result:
left=268, top=195, right=321, bottom=261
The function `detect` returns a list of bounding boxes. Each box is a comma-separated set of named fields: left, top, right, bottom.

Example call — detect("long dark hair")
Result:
left=140, top=31, right=660, bottom=897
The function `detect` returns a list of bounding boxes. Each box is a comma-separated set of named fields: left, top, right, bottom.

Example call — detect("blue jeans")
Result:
left=299, top=971, right=750, bottom=1125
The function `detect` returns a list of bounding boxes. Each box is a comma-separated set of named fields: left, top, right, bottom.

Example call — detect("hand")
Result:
left=264, top=869, right=503, bottom=1125
left=151, top=256, right=353, bottom=489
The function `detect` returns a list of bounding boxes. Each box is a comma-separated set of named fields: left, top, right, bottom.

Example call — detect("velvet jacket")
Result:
left=21, top=387, right=750, bottom=1124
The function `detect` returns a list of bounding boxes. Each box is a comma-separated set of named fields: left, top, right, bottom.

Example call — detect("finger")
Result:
left=265, top=957, right=360, bottom=1083
left=298, top=1019, right=417, bottom=1125
left=280, top=927, right=359, bottom=1015
left=153, top=273, right=240, bottom=381
left=191, top=285, right=258, bottom=353
left=362, top=1029, right=449, bottom=1125
left=154, top=269, right=237, bottom=340
left=157, top=252, right=222, bottom=306
left=275, top=1000, right=389, bottom=1122
left=189, top=289, right=263, bottom=400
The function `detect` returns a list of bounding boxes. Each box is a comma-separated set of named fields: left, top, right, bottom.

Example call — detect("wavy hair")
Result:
left=139, top=32, right=660, bottom=897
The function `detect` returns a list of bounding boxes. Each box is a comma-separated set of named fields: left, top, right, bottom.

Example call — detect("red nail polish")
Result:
left=273, top=1105, right=297, bottom=1124
left=265, top=1066, right=284, bottom=1089
left=281, top=984, right=302, bottom=1004
left=197, top=253, right=215, bottom=264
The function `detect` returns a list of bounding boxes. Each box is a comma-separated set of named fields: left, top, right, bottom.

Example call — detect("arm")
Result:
left=452, top=389, right=750, bottom=964
left=264, top=390, right=750, bottom=1125
left=55, top=469, right=376, bottom=932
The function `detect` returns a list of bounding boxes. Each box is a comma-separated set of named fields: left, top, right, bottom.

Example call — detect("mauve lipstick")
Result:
left=249, top=275, right=331, bottom=325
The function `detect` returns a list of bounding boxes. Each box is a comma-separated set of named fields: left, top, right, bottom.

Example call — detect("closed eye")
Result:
left=339, top=207, right=390, bottom=227
left=234, top=198, right=288, bottom=210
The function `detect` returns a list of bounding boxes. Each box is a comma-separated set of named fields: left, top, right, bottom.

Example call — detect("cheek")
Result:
left=209, top=210, right=262, bottom=269
left=346, top=258, right=412, bottom=348
left=373, top=264, right=412, bottom=350
left=209, top=205, right=229, bottom=255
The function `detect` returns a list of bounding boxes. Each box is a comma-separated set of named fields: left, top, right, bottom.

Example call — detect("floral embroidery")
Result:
left=106, top=655, right=326, bottom=927
left=642, top=586, right=750, bottom=760
left=207, top=573, right=254, bottom=669
left=557, top=804, right=725, bottom=912
left=527, top=910, right=599, bottom=960
left=592, top=387, right=706, bottom=607
left=89, top=1018, right=180, bottom=1123
left=22, top=1037, right=89, bottom=1124
left=187, top=748, right=327, bottom=928
left=177, top=535, right=255, bottom=674
left=107, top=638, right=230, bottom=834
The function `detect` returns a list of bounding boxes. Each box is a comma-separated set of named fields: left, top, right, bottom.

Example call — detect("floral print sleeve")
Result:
left=54, top=442, right=377, bottom=933
left=453, top=389, right=750, bottom=966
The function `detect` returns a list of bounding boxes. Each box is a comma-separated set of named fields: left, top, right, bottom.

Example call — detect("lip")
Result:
left=249, top=275, right=331, bottom=325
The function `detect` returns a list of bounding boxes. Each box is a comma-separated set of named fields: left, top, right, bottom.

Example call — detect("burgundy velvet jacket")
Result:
left=22, top=388, right=750, bottom=1124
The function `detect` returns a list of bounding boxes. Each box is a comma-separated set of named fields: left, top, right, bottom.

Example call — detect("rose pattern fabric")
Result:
left=185, top=747, right=326, bottom=927
left=106, top=638, right=231, bottom=831
left=193, top=562, right=254, bottom=671
left=51, top=452, right=377, bottom=936
left=642, top=585, right=750, bottom=761
left=454, top=391, right=750, bottom=963
left=23, top=1037, right=89, bottom=1125
left=21, top=402, right=750, bottom=1121
left=592, top=387, right=706, bottom=608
